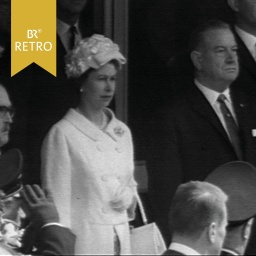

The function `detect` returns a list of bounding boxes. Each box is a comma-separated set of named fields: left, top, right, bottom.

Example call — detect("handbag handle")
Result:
left=135, top=192, right=148, bottom=225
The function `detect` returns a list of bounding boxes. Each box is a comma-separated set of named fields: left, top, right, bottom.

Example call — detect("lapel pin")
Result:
left=114, top=127, right=124, bottom=137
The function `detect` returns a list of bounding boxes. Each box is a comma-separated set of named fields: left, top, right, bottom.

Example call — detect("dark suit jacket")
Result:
left=162, top=249, right=186, bottom=255
left=37, top=225, right=75, bottom=255
left=147, top=83, right=256, bottom=244
left=232, top=30, right=256, bottom=96
left=19, top=224, right=75, bottom=255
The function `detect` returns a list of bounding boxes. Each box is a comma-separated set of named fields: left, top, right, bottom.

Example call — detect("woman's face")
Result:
left=80, top=63, right=117, bottom=109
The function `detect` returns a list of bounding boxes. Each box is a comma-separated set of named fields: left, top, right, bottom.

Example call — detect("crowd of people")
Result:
left=0, top=0, right=256, bottom=255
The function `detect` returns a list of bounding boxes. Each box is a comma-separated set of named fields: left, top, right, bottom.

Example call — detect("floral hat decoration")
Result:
left=65, top=34, right=126, bottom=78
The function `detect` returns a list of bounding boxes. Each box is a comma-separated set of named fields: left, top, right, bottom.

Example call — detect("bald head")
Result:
left=169, top=181, right=228, bottom=255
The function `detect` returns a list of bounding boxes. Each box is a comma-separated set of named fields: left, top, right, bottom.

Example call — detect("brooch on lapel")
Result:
left=114, top=127, right=124, bottom=137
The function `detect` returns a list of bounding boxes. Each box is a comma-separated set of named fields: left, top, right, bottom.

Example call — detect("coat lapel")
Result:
left=104, top=109, right=126, bottom=142
left=63, top=108, right=125, bottom=142
left=186, top=85, right=230, bottom=142
left=63, top=108, right=102, bottom=142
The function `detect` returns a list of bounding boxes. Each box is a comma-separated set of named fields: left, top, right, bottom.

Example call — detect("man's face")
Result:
left=57, top=0, right=88, bottom=15
left=0, top=86, right=13, bottom=147
left=196, top=28, right=239, bottom=92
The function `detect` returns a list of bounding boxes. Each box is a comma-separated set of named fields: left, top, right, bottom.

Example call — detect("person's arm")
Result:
left=40, top=126, right=72, bottom=228
left=37, top=225, right=76, bottom=255
left=21, top=185, right=75, bottom=255
left=109, top=127, right=138, bottom=219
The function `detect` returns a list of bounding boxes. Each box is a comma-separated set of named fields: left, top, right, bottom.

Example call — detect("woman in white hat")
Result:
left=41, top=34, right=137, bottom=255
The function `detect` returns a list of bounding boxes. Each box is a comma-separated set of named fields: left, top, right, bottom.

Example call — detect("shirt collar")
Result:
left=195, top=79, right=231, bottom=106
left=235, top=26, right=256, bottom=58
left=169, top=242, right=201, bottom=255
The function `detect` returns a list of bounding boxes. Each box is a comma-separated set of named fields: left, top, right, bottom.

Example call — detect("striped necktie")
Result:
left=69, top=26, right=77, bottom=50
left=217, top=94, right=243, bottom=160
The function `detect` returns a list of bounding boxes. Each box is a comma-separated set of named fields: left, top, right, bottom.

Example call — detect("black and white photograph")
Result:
left=0, top=0, right=256, bottom=255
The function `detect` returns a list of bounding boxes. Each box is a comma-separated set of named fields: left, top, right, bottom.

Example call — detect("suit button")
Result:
left=97, top=145, right=103, bottom=152
left=101, top=175, right=108, bottom=182
left=115, top=146, right=123, bottom=153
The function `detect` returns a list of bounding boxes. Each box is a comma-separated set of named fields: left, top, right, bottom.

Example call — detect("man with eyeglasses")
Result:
left=0, top=84, right=13, bottom=150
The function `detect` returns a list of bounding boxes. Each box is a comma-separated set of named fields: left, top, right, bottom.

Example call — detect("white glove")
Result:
left=110, top=185, right=134, bottom=212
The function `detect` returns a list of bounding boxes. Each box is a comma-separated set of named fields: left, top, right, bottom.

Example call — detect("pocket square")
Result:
left=252, top=129, right=256, bottom=137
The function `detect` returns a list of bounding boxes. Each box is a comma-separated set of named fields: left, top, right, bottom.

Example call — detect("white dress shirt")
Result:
left=57, top=19, right=82, bottom=52
left=195, top=79, right=238, bottom=141
left=169, top=242, right=201, bottom=255
left=235, top=26, right=256, bottom=61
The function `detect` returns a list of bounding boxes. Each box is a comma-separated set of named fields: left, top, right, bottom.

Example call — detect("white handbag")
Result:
left=130, top=193, right=167, bottom=255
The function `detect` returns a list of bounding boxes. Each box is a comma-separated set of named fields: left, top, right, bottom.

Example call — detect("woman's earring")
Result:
left=80, top=88, right=83, bottom=92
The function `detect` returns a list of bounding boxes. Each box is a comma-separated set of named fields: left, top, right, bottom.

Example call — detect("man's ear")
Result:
left=191, top=51, right=202, bottom=70
left=243, top=218, right=254, bottom=240
left=227, top=0, right=239, bottom=12
left=208, top=222, right=217, bottom=243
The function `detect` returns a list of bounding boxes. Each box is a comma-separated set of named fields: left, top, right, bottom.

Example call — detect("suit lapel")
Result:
left=186, top=85, right=230, bottom=142
left=231, top=88, right=251, bottom=145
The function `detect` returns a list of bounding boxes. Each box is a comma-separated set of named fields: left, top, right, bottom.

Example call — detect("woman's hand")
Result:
left=110, top=185, right=134, bottom=212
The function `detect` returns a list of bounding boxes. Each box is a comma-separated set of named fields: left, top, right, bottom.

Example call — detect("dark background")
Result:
left=128, top=0, right=235, bottom=163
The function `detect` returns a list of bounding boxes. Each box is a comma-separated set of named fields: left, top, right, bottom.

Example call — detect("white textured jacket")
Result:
left=41, top=108, right=137, bottom=255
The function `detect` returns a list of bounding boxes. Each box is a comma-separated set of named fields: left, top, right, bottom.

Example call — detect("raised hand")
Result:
left=20, top=185, right=59, bottom=228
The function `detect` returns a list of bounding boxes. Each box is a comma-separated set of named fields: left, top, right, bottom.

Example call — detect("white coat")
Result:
left=41, top=108, right=137, bottom=255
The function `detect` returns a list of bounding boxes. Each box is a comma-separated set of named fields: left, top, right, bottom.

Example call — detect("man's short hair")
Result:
left=169, top=181, right=228, bottom=239
left=189, top=19, right=233, bottom=52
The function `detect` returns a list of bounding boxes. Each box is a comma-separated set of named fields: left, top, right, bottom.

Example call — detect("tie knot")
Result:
left=69, top=26, right=77, bottom=35
left=218, top=94, right=226, bottom=103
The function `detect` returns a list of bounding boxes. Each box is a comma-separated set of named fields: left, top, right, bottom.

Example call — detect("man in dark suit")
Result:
left=148, top=20, right=256, bottom=246
left=227, top=0, right=256, bottom=96
left=163, top=181, right=228, bottom=255
left=206, top=161, right=256, bottom=256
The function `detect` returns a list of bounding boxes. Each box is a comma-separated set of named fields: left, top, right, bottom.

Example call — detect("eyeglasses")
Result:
left=0, top=106, right=15, bottom=118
